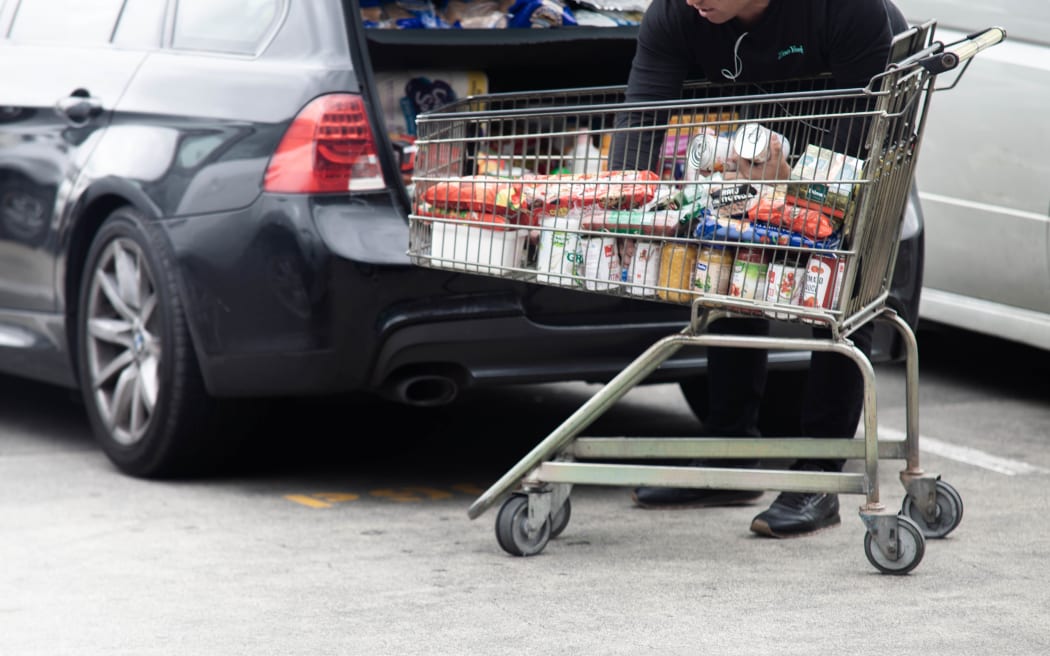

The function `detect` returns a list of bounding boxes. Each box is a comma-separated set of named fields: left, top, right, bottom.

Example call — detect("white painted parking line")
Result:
left=878, top=427, right=1050, bottom=476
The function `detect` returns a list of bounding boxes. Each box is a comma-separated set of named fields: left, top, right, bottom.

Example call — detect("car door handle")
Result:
left=55, top=91, right=104, bottom=124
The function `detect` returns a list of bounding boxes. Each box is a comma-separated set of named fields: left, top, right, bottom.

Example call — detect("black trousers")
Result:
left=702, top=317, right=874, bottom=473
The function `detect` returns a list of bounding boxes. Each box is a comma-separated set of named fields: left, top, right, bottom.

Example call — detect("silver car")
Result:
left=895, top=0, right=1050, bottom=349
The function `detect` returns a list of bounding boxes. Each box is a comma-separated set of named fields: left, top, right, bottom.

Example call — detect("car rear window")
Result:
left=171, top=0, right=284, bottom=55
left=7, top=0, right=124, bottom=45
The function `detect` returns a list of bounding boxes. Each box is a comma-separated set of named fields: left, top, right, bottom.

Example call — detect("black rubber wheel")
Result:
left=76, top=207, right=232, bottom=478
left=864, top=515, right=926, bottom=575
left=495, top=494, right=551, bottom=557
left=901, top=479, right=963, bottom=538
left=549, top=497, right=572, bottom=539
left=680, top=368, right=808, bottom=437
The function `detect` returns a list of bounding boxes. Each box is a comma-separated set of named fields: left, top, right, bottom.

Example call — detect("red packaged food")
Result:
left=421, top=176, right=527, bottom=216
left=579, top=170, right=660, bottom=209
left=800, top=253, right=846, bottom=309
left=521, top=172, right=597, bottom=211
left=749, top=197, right=835, bottom=240
left=783, top=193, right=846, bottom=221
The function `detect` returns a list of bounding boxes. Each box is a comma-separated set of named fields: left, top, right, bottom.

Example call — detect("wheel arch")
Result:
left=61, top=180, right=164, bottom=386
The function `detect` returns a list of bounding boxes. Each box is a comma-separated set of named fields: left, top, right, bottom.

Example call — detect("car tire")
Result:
left=678, top=368, right=808, bottom=438
left=76, top=207, right=228, bottom=478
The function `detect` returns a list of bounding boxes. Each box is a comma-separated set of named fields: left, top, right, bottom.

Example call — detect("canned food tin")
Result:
left=732, top=123, right=791, bottom=164
left=800, top=253, right=846, bottom=309
left=764, top=259, right=806, bottom=318
left=685, top=132, right=733, bottom=180
left=657, top=243, right=699, bottom=304
left=729, top=247, right=768, bottom=300
left=764, top=260, right=805, bottom=306
left=694, top=245, right=734, bottom=295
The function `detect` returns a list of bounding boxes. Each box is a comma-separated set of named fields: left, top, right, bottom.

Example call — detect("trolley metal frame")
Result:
left=406, top=24, right=1005, bottom=573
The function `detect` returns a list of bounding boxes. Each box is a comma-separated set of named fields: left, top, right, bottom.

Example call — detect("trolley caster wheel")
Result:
left=864, top=515, right=926, bottom=575
left=901, top=479, right=963, bottom=538
left=550, top=497, right=572, bottom=539
left=495, top=494, right=551, bottom=557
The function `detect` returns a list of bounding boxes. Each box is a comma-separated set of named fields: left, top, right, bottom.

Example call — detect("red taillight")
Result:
left=264, top=94, right=385, bottom=194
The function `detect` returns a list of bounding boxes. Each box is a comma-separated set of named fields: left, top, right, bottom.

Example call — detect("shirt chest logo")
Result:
left=778, top=44, right=805, bottom=60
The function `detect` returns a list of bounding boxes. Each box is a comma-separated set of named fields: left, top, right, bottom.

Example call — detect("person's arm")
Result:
left=608, top=0, right=690, bottom=172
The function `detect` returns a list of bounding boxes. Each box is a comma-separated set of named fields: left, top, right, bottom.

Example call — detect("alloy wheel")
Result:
left=84, top=237, right=161, bottom=446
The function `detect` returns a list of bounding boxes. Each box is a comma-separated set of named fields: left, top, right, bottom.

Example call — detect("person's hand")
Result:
left=724, top=133, right=791, bottom=182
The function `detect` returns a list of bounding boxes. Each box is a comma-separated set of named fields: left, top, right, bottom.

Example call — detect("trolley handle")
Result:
left=918, top=26, right=1007, bottom=74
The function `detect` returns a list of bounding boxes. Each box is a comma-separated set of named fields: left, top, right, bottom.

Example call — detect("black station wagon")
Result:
left=0, top=0, right=924, bottom=477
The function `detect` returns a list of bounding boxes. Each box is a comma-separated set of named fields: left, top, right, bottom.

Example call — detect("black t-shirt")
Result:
left=611, top=0, right=908, bottom=170
left=626, top=0, right=907, bottom=98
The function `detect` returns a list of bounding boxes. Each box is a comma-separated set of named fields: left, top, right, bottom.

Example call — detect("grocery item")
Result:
left=374, top=70, right=487, bottom=136
left=415, top=203, right=514, bottom=228
left=694, top=245, right=734, bottom=295
left=662, top=132, right=691, bottom=179
left=582, top=236, right=620, bottom=291
left=582, top=169, right=660, bottom=209
left=731, top=123, right=791, bottom=164
left=729, top=247, right=769, bottom=300
left=627, top=239, right=661, bottom=296
left=440, top=0, right=509, bottom=28
left=422, top=175, right=527, bottom=216
left=800, top=253, right=846, bottom=309
left=656, top=242, right=699, bottom=303
left=749, top=196, right=836, bottom=240
left=617, top=238, right=635, bottom=283
left=566, top=131, right=604, bottom=175
left=789, top=144, right=865, bottom=214
left=535, top=208, right=583, bottom=286
left=694, top=213, right=749, bottom=244
left=507, top=0, right=578, bottom=27
left=747, top=222, right=842, bottom=250
left=707, top=173, right=759, bottom=217
left=429, top=219, right=528, bottom=274
left=521, top=172, right=592, bottom=212
left=764, top=258, right=806, bottom=317
left=684, top=130, right=734, bottom=180
left=599, top=209, right=684, bottom=236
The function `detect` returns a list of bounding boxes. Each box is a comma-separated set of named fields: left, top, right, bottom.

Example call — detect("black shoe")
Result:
left=632, top=486, right=764, bottom=509
left=750, top=491, right=841, bottom=538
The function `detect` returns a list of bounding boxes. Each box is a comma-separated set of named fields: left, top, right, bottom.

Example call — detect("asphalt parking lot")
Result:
left=3, top=327, right=1050, bottom=655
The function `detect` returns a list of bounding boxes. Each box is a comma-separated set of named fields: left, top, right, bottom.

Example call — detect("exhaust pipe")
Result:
left=386, top=373, right=459, bottom=407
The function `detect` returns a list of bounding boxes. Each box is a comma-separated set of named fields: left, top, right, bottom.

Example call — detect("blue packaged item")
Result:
left=748, top=223, right=841, bottom=250
left=389, top=0, right=455, bottom=28
left=508, top=0, right=577, bottom=27
left=694, top=214, right=748, bottom=242
left=695, top=214, right=841, bottom=250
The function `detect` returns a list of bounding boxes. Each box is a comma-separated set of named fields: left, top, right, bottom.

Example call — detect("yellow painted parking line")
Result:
left=284, top=484, right=482, bottom=508
left=315, top=492, right=361, bottom=503
left=284, top=494, right=333, bottom=509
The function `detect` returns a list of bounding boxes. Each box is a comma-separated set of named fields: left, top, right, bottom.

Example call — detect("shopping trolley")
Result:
left=406, top=24, right=1005, bottom=574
